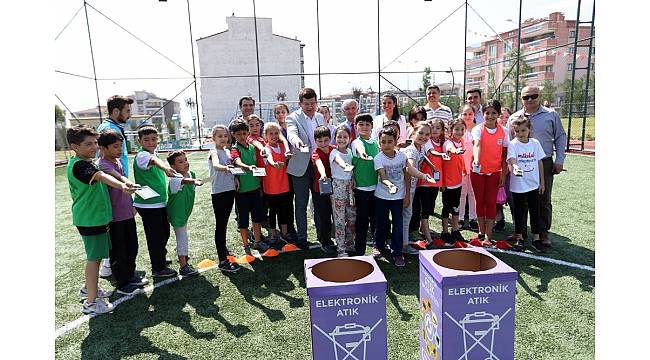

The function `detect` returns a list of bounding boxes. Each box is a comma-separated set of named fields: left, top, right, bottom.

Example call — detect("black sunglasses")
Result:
left=521, top=94, right=539, bottom=101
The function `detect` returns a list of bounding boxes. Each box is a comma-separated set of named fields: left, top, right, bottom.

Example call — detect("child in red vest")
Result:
left=470, top=100, right=509, bottom=246
left=441, top=118, right=468, bottom=246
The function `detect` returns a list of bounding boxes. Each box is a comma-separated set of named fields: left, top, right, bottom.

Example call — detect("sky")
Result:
left=54, top=0, right=590, bottom=124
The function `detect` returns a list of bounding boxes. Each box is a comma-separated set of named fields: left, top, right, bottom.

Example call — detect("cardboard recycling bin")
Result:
left=418, top=248, right=517, bottom=360
left=305, top=256, right=388, bottom=360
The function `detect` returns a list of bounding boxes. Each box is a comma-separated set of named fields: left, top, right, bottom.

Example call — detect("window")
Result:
left=590, top=62, right=595, bottom=71
left=489, top=44, right=497, bottom=57
left=569, top=30, right=576, bottom=38
left=504, top=40, right=513, bottom=53
left=545, top=65, right=553, bottom=72
left=567, top=64, right=573, bottom=71
left=568, top=47, right=574, bottom=54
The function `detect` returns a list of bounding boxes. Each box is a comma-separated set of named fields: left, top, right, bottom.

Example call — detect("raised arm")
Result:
left=150, top=156, right=179, bottom=177
left=210, top=150, right=230, bottom=172
left=285, top=115, right=304, bottom=148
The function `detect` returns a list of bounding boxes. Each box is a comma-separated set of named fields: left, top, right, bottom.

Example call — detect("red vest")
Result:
left=262, top=143, right=290, bottom=195
left=418, top=140, right=444, bottom=187
left=443, top=138, right=465, bottom=187
left=472, top=124, right=505, bottom=174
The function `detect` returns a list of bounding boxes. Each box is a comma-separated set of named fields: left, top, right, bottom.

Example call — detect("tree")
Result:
left=540, top=79, right=557, bottom=106
left=351, top=87, right=363, bottom=101
left=420, top=66, right=432, bottom=92
left=55, top=105, right=67, bottom=150
left=487, top=66, right=497, bottom=99
left=501, top=48, right=532, bottom=110
left=560, top=74, right=594, bottom=117
left=276, top=91, right=287, bottom=101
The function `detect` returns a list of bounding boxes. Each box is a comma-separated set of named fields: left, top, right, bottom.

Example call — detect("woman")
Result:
left=371, top=93, right=408, bottom=143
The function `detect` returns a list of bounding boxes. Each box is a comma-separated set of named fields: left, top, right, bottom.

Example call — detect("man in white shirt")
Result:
left=424, top=85, right=453, bottom=123
left=334, top=99, right=359, bottom=146
left=466, top=88, right=484, bottom=124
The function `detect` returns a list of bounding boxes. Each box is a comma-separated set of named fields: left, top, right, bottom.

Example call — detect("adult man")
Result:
left=424, top=85, right=453, bottom=123
left=507, top=85, right=567, bottom=247
left=335, top=99, right=359, bottom=145
left=286, top=88, right=333, bottom=253
left=239, top=96, right=256, bottom=118
left=96, top=95, right=133, bottom=278
left=466, top=88, right=484, bottom=124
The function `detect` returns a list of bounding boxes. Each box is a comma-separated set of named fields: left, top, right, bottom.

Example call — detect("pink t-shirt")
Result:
left=461, top=128, right=474, bottom=172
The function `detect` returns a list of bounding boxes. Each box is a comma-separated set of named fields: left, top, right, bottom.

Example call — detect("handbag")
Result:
left=496, top=186, right=507, bottom=205
left=319, top=178, right=333, bottom=196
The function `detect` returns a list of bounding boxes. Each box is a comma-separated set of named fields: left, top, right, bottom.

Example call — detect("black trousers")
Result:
left=109, top=217, right=139, bottom=287
left=354, top=189, right=376, bottom=255
left=212, top=191, right=235, bottom=262
left=512, top=189, right=541, bottom=235
left=539, top=157, right=555, bottom=236
left=314, top=193, right=334, bottom=247
left=441, top=187, right=462, bottom=218
left=136, top=207, right=170, bottom=272
left=266, top=192, right=292, bottom=230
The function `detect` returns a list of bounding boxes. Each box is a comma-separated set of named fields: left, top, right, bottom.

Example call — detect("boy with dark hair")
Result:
left=97, top=129, right=147, bottom=296
left=351, top=113, right=379, bottom=256
left=133, top=126, right=180, bottom=278
left=66, top=125, right=136, bottom=314
left=166, top=150, right=203, bottom=276
left=230, top=119, right=272, bottom=261
left=311, top=125, right=337, bottom=255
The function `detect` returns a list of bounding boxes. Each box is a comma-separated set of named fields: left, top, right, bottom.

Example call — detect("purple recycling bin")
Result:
left=305, top=256, right=388, bottom=360
left=418, top=248, right=518, bottom=360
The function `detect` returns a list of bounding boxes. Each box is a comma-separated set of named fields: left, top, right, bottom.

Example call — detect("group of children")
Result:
left=66, top=96, right=546, bottom=315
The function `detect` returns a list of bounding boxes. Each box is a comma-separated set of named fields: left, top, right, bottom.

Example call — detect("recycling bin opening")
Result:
left=432, top=249, right=497, bottom=272
left=311, top=259, right=374, bottom=283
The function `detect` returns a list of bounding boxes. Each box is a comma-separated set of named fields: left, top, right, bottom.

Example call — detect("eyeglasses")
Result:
left=521, top=94, right=539, bottom=101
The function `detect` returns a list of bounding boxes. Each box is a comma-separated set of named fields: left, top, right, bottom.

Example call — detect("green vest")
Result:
left=234, top=142, right=260, bottom=193
left=352, top=138, right=379, bottom=187
left=133, top=151, right=167, bottom=205
left=67, top=157, right=113, bottom=226
left=167, top=171, right=196, bottom=227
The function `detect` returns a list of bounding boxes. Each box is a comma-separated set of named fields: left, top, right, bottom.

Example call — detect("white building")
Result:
left=197, top=16, right=305, bottom=128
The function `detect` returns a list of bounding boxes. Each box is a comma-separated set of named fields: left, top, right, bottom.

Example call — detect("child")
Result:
left=312, top=125, right=337, bottom=256
left=261, top=122, right=295, bottom=248
left=97, top=129, right=147, bottom=296
left=318, top=104, right=337, bottom=139
left=412, top=119, right=445, bottom=246
left=66, top=125, right=136, bottom=314
left=166, top=150, right=203, bottom=276
left=208, top=125, right=241, bottom=272
left=507, top=115, right=546, bottom=252
left=470, top=100, right=509, bottom=246
left=351, top=113, right=379, bottom=256
left=274, top=103, right=290, bottom=139
left=133, top=126, right=180, bottom=278
left=329, top=126, right=356, bottom=257
left=495, top=107, right=514, bottom=232
left=230, top=119, right=271, bottom=260
left=406, top=105, right=427, bottom=140
left=401, top=121, right=436, bottom=253
left=374, top=126, right=433, bottom=267
left=441, top=118, right=468, bottom=245
left=458, top=105, right=478, bottom=230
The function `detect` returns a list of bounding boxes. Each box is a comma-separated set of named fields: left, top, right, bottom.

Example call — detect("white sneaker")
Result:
left=82, top=298, right=115, bottom=315
left=79, top=286, right=114, bottom=299
left=403, top=246, right=419, bottom=255
left=99, top=259, right=112, bottom=278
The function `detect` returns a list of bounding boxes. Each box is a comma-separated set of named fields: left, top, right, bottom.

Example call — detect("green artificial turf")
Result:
left=54, top=151, right=594, bottom=359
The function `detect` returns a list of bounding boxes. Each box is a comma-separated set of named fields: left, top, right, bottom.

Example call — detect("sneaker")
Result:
left=321, top=245, right=337, bottom=256
left=494, top=219, right=506, bottom=232
left=128, top=275, right=149, bottom=287
left=243, top=244, right=253, bottom=256
left=441, top=232, right=453, bottom=244
left=469, top=219, right=479, bottom=231
left=165, top=258, right=173, bottom=265
left=281, top=232, right=297, bottom=244
left=458, top=219, right=465, bottom=228
left=394, top=255, right=406, bottom=268
left=252, top=241, right=269, bottom=252
left=152, top=267, right=178, bottom=278
left=513, top=239, right=524, bottom=251
left=379, top=248, right=392, bottom=260
left=218, top=260, right=241, bottom=273
left=403, top=245, right=419, bottom=255
left=451, top=230, right=465, bottom=242
left=116, top=283, right=141, bottom=296
left=531, top=240, right=546, bottom=253
left=99, top=259, right=112, bottom=278
left=79, top=286, right=113, bottom=299
left=372, top=247, right=382, bottom=258
left=540, top=234, right=552, bottom=247
left=179, top=264, right=199, bottom=276
left=295, top=239, right=311, bottom=251
left=82, top=298, right=115, bottom=315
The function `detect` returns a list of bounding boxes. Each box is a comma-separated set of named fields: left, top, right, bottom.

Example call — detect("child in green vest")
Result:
left=66, top=125, right=136, bottom=314
left=133, top=126, right=180, bottom=278
left=230, top=119, right=271, bottom=262
left=350, top=113, right=379, bottom=256
left=166, top=150, right=204, bottom=276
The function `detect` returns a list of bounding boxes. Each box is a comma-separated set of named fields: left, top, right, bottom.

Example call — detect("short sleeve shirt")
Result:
left=507, top=138, right=546, bottom=193
left=400, top=144, right=424, bottom=187
left=98, top=158, right=134, bottom=221
left=373, top=151, right=406, bottom=200
left=329, top=148, right=353, bottom=180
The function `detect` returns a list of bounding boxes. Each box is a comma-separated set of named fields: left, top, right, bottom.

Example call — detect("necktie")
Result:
left=350, top=122, right=356, bottom=140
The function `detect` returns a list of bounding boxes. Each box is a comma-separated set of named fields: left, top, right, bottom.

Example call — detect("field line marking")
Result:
left=485, top=247, right=595, bottom=272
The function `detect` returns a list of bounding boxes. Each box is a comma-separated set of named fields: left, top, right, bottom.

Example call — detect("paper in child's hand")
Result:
left=229, top=167, right=245, bottom=175
left=252, top=168, right=267, bottom=177
left=135, top=186, right=160, bottom=200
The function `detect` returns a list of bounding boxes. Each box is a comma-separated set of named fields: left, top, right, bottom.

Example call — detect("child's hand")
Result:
left=441, top=153, right=451, bottom=161
left=402, top=196, right=410, bottom=208
left=361, top=153, right=373, bottom=160
left=456, top=148, right=465, bottom=154
left=539, top=183, right=545, bottom=194
left=194, top=178, right=204, bottom=186
left=120, top=183, right=136, bottom=194
left=274, top=161, right=284, bottom=168
left=424, top=173, right=435, bottom=183
left=284, top=151, right=293, bottom=160
left=164, top=167, right=179, bottom=177
left=248, top=165, right=257, bottom=172
left=319, top=174, right=327, bottom=181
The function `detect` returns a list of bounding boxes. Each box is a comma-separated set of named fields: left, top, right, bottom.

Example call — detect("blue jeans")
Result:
left=374, top=197, right=404, bottom=256
left=291, top=165, right=321, bottom=242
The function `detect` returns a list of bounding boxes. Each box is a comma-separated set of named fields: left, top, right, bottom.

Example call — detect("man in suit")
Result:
left=286, top=88, right=330, bottom=252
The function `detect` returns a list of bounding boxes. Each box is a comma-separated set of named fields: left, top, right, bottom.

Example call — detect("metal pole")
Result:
left=514, top=0, right=523, bottom=111
left=566, top=0, right=582, bottom=151
left=580, top=1, right=595, bottom=151
left=316, top=0, right=322, bottom=99
left=463, top=0, right=468, bottom=99
left=377, top=0, right=381, bottom=109
left=186, top=0, right=202, bottom=148
left=252, top=0, right=263, bottom=117
left=83, top=1, right=103, bottom=123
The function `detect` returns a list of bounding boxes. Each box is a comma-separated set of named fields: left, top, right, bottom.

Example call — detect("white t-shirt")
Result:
left=507, top=138, right=546, bottom=193
left=169, top=172, right=195, bottom=194
left=135, top=150, right=166, bottom=208
left=329, top=148, right=353, bottom=180
left=373, top=151, right=407, bottom=200
left=400, top=144, right=425, bottom=187
left=471, top=124, right=510, bottom=145
left=371, top=114, right=408, bottom=143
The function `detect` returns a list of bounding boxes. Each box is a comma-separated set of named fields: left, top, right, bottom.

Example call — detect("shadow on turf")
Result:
left=81, top=276, right=250, bottom=359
